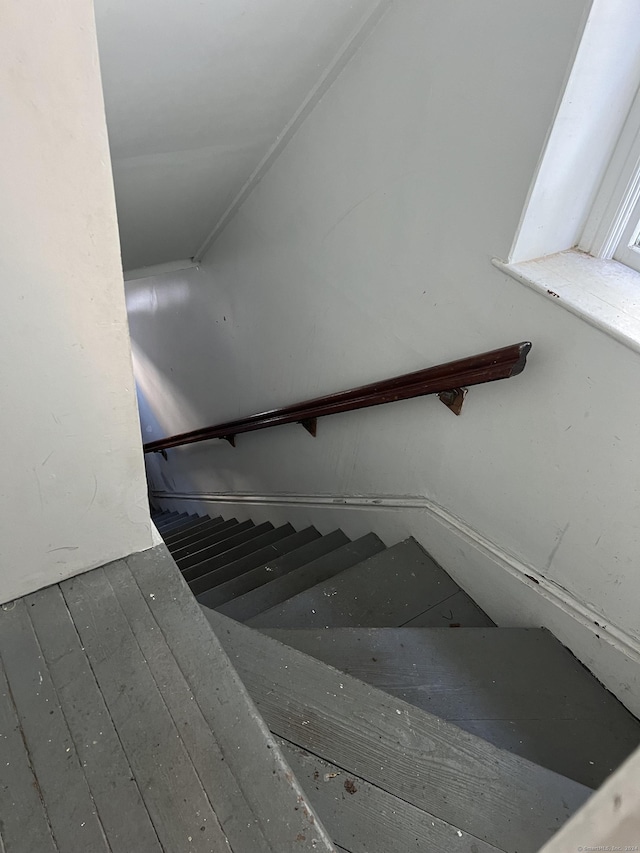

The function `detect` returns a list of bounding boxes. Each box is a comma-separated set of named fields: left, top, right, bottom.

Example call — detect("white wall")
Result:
left=129, top=0, right=640, bottom=714
left=0, top=0, right=154, bottom=602
left=510, top=0, right=640, bottom=263
left=95, top=0, right=389, bottom=270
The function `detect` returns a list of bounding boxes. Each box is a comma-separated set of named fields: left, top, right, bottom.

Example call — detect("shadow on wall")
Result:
left=126, top=269, right=280, bottom=501
left=132, top=344, right=248, bottom=502
left=125, top=270, right=249, bottom=428
left=135, top=382, right=177, bottom=497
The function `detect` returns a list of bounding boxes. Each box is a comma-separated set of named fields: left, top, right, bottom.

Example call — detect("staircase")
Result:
left=153, top=507, right=640, bottom=853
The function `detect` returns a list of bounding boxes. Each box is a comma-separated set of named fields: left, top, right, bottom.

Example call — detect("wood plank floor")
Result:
left=0, top=546, right=334, bottom=853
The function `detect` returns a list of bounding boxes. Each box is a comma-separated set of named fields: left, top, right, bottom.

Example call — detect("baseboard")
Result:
left=152, top=489, right=432, bottom=511
left=152, top=488, right=640, bottom=716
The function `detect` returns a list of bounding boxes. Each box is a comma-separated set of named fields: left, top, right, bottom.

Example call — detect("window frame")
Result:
left=579, top=83, right=640, bottom=273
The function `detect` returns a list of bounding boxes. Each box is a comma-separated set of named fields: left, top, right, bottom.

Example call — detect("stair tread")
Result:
left=248, top=538, right=459, bottom=629
left=196, top=528, right=322, bottom=609
left=157, top=513, right=197, bottom=531
left=152, top=510, right=175, bottom=522
left=188, top=525, right=296, bottom=595
left=278, top=737, right=501, bottom=853
left=401, top=589, right=495, bottom=627
left=158, top=515, right=206, bottom=539
left=179, top=522, right=269, bottom=573
left=163, top=516, right=223, bottom=546
left=156, top=512, right=192, bottom=531
left=188, top=524, right=308, bottom=595
left=205, top=610, right=590, bottom=853
left=172, top=519, right=252, bottom=564
left=206, top=530, right=350, bottom=611
left=232, top=534, right=385, bottom=624
left=262, top=627, right=640, bottom=788
left=126, top=546, right=335, bottom=852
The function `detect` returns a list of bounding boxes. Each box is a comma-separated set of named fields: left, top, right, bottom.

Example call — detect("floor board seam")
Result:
left=99, top=569, right=233, bottom=852
left=0, top=655, right=61, bottom=853
left=126, top=550, right=338, bottom=853
left=53, top=582, right=166, bottom=853
left=23, top=595, right=114, bottom=853
left=117, top=581, right=246, bottom=842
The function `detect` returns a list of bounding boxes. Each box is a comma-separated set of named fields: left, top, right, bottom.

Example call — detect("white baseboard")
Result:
left=153, top=488, right=640, bottom=716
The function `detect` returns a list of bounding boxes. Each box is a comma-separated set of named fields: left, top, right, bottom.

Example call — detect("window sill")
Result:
left=492, top=250, right=640, bottom=356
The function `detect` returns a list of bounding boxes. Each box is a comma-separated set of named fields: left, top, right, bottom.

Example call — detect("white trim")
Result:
left=508, top=0, right=640, bottom=265
left=124, top=259, right=199, bottom=281
left=152, top=487, right=640, bottom=669
left=506, top=1, right=590, bottom=264
left=152, top=490, right=428, bottom=510
left=581, top=83, right=640, bottom=259
left=612, top=160, right=640, bottom=271
left=615, top=237, right=640, bottom=273
left=192, top=0, right=393, bottom=262
left=493, top=251, right=640, bottom=356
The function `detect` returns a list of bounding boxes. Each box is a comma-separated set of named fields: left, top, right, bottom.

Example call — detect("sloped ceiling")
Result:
left=94, top=0, right=385, bottom=272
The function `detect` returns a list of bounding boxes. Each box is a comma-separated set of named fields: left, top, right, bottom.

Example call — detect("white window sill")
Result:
left=492, top=250, right=640, bottom=356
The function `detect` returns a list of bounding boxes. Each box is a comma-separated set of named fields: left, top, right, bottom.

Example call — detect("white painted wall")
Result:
left=94, top=0, right=390, bottom=270
left=129, top=0, right=640, bottom=714
left=0, top=0, right=153, bottom=603
left=510, top=0, right=640, bottom=263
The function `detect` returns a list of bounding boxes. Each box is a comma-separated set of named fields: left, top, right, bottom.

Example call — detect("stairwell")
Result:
left=153, top=507, right=640, bottom=853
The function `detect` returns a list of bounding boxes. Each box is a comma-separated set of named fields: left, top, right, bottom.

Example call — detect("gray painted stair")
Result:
left=151, top=506, right=640, bottom=851
left=179, top=521, right=271, bottom=573
left=158, top=510, right=196, bottom=523
left=278, top=737, right=502, bottom=853
left=200, top=529, right=351, bottom=611
left=155, top=512, right=191, bottom=531
left=235, top=534, right=386, bottom=623
left=163, top=515, right=225, bottom=547
left=173, top=519, right=254, bottom=564
left=248, top=538, right=474, bottom=629
left=152, top=510, right=176, bottom=524
left=196, top=527, right=322, bottom=608
left=188, top=525, right=296, bottom=595
left=159, top=514, right=208, bottom=537
left=163, top=515, right=222, bottom=545
left=402, top=588, right=495, bottom=627
left=205, top=609, right=591, bottom=853
left=261, top=627, right=640, bottom=788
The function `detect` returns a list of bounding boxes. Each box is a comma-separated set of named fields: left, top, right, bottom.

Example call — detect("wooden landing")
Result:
left=0, top=546, right=334, bottom=853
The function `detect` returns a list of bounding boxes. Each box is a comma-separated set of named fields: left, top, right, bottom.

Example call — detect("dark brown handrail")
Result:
left=144, top=341, right=531, bottom=453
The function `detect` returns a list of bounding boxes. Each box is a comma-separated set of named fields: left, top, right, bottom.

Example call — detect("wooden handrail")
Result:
left=144, top=341, right=531, bottom=453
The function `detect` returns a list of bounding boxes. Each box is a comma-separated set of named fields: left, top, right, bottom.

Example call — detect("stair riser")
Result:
left=188, top=527, right=296, bottom=595
left=156, top=514, right=195, bottom=533
left=174, top=522, right=257, bottom=567
left=163, top=517, right=224, bottom=547
left=160, top=516, right=210, bottom=543
left=175, top=522, right=265, bottom=568
left=196, top=529, right=322, bottom=609
left=199, top=530, right=349, bottom=610
left=227, top=534, right=385, bottom=624
left=249, top=538, right=459, bottom=629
